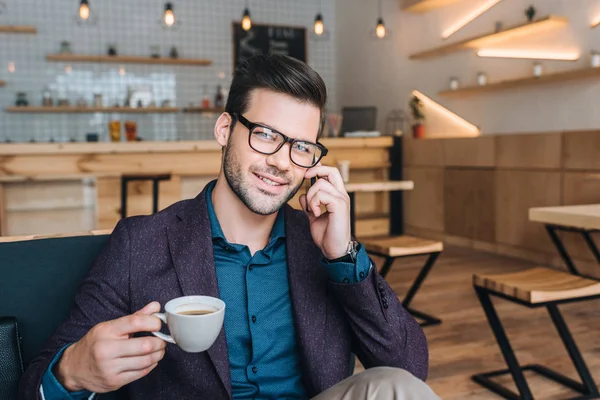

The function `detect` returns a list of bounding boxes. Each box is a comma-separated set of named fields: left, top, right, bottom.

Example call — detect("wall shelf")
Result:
left=46, top=54, right=212, bottom=66
left=0, top=25, right=37, bottom=34
left=402, top=0, right=463, bottom=13
left=6, top=106, right=181, bottom=114
left=182, top=107, right=225, bottom=113
left=409, top=16, right=568, bottom=60
left=439, top=67, right=600, bottom=96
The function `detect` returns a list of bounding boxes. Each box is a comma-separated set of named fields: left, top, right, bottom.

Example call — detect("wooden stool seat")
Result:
left=363, top=235, right=444, bottom=327
left=363, top=235, right=444, bottom=257
left=473, top=267, right=600, bottom=304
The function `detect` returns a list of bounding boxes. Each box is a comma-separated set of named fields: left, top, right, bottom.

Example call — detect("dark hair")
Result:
left=225, top=54, right=328, bottom=137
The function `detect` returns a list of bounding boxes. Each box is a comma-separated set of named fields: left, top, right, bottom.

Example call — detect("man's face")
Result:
left=222, top=89, right=321, bottom=216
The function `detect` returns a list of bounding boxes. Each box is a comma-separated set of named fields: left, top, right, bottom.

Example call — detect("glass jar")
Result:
left=108, top=120, right=121, bottom=142
left=124, top=121, right=137, bottom=142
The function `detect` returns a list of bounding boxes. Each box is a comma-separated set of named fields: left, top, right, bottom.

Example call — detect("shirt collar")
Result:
left=206, top=180, right=286, bottom=243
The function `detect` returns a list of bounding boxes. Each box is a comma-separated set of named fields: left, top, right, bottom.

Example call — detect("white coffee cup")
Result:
left=337, top=160, right=351, bottom=183
left=152, top=295, right=225, bottom=353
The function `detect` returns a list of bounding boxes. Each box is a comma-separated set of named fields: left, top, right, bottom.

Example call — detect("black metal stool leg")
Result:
left=152, top=179, right=160, bottom=214
left=472, top=287, right=534, bottom=400
left=547, top=304, right=599, bottom=396
left=120, top=177, right=128, bottom=219
left=402, top=252, right=440, bottom=308
left=379, top=256, right=394, bottom=278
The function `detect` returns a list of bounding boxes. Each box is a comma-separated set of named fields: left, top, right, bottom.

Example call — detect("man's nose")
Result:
left=266, top=143, right=292, bottom=171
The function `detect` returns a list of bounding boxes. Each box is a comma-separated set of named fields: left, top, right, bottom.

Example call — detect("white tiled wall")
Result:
left=0, top=0, right=336, bottom=142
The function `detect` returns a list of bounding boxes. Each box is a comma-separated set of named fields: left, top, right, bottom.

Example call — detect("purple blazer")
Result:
left=20, top=184, right=428, bottom=399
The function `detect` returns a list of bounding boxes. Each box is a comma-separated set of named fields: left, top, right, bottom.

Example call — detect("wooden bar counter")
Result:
left=0, top=137, right=396, bottom=237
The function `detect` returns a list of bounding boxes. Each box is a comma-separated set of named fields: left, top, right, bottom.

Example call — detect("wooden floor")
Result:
left=355, top=246, right=600, bottom=399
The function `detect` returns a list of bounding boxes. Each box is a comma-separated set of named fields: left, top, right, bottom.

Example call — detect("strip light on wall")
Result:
left=592, top=17, right=600, bottom=28
left=411, top=90, right=480, bottom=136
left=442, top=0, right=502, bottom=39
left=477, top=48, right=580, bottom=61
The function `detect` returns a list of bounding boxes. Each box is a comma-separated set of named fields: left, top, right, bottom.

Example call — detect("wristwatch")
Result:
left=325, top=240, right=360, bottom=263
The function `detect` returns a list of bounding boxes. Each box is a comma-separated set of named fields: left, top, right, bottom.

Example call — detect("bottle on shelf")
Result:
left=214, top=85, right=224, bottom=109
left=202, top=85, right=211, bottom=109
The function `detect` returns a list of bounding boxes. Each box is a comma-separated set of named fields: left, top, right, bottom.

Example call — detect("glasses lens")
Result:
left=249, top=127, right=284, bottom=154
left=248, top=125, right=322, bottom=168
left=291, top=141, right=322, bottom=168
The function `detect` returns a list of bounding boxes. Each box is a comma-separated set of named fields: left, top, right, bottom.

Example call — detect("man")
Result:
left=20, top=55, right=439, bottom=399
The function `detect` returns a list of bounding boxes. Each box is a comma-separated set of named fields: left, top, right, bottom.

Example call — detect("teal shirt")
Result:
left=41, top=181, right=371, bottom=399
left=206, top=182, right=372, bottom=399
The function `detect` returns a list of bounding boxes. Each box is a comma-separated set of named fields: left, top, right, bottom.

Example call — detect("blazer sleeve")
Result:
left=327, top=259, right=429, bottom=381
left=19, top=220, right=133, bottom=400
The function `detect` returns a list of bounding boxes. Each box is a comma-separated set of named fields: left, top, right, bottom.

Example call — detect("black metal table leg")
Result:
left=349, top=192, right=356, bottom=238
left=546, top=225, right=580, bottom=275
left=152, top=178, right=160, bottom=214
left=581, top=231, right=600, bottom=264
left=121, top=177, right=128, bottom=219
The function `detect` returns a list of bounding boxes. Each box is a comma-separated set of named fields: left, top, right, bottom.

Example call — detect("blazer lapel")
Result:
left=284, top=206, right=328, bottom=394
left=167, top=185, right=232, bottom=398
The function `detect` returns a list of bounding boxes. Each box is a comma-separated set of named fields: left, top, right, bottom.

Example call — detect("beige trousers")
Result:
left=311, top=367, right=441, bottom=400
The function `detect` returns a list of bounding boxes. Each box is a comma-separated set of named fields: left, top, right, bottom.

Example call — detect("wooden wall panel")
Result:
left=180, top=176, right=218, bottom=200
left=495, top=170, right=561, bottom=253
left=563, top=131, right=600, bottom=171
left=496, top=133, right=562, bottom=169
left=6, top=208, right=96, bottom=236
left=562, top=172, right=600, bottom=205
left=403, top=138, right=445, bottom=167
left=403, top=167, right=444, bottom=232
left=443, top=136, right=495, bottom=168
left=4, top=181, right=90, bottom=211
left=444, top=168, right=495, bottom=242
left=558, top=172, right=600, bottom=265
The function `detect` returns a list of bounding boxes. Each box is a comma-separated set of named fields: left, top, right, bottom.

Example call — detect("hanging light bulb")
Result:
left=242, top=1, right=252, bottom=31
left=314, top=14, right=324, bottom=35
left=79, top=0, right=90, bottom=21
left=164, top=2, right=175, bottom=27
left=376, top=18, right=386, bottom=38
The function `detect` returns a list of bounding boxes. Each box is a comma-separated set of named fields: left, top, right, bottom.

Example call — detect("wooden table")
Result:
left=345, top=180, right=414, bottom=237
left=529, top=204, right=600, bottom=275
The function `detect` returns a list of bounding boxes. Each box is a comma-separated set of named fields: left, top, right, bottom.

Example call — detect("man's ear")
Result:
left=214, top=113, right=233, bottom=147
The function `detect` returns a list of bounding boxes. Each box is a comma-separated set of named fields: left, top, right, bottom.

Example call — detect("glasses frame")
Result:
left=232, top=112, right=328, bottom=168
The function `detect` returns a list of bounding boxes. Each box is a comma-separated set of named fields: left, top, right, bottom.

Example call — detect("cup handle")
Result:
left=151, top=313, right=176, bottom=344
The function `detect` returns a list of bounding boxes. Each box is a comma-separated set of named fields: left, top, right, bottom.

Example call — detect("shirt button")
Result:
left=359, top=271, right=365, bottom=278
left=252, top=316, right=257, bottom=323
left=343, top=278, right=350, bottom=284
left=248, top=265, right=253, bottom=271
left=252, top=366, right=258, bottom=374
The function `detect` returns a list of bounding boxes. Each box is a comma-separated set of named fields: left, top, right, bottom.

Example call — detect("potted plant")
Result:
left=409, top=95, right=425, bottom=139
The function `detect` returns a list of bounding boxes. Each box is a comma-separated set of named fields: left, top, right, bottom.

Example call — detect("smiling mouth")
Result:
left=253, top=172, right=287, bottom=187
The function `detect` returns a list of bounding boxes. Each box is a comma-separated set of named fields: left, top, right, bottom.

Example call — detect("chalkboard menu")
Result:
left=232, top=23, right=307, bottom=68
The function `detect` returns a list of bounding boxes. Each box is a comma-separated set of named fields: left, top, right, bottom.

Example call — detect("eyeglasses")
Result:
left=233, top=113, right=328, bottom=169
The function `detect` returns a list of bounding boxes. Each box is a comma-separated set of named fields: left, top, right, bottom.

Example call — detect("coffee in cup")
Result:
left=152, top=295, right=225, bottom=353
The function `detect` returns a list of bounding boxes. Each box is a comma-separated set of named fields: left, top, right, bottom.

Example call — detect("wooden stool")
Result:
left=472, top=267, right=600, bottom=400
left=363, top=235, right=443, bottom=327
left=120, top=174, right=171, bottom=218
